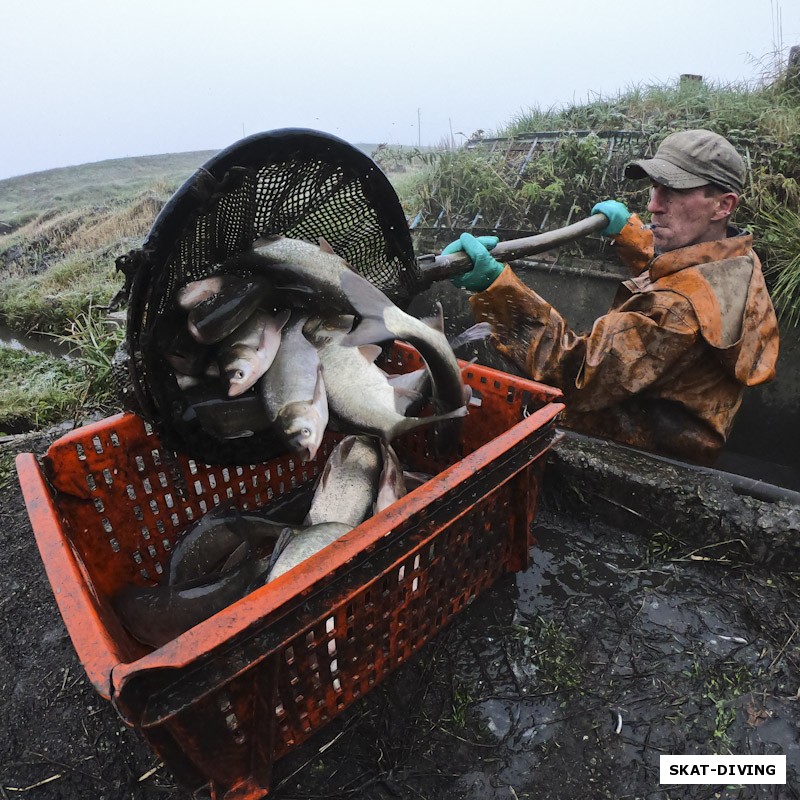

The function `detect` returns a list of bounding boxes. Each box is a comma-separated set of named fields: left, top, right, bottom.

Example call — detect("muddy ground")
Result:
left=1, top=427, right=799, bottom=800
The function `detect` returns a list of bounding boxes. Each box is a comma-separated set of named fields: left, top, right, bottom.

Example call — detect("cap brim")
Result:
left=624, top=157, right=709, bottom=189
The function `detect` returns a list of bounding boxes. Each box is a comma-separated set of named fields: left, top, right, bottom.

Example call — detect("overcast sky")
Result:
left=2, top=0, right=798, bottom=180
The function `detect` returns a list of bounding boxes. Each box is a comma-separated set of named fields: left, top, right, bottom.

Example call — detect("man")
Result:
left=446, top=129, right=779, bottom=465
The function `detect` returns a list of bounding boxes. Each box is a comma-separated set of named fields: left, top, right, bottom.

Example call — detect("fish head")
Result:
left=224, top=355, right=258, bottom=397
left=278, top=402, right=328, bottom=463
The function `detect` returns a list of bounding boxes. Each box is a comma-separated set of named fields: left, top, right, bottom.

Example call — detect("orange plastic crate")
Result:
left=16, top=344, right=563, bottom=799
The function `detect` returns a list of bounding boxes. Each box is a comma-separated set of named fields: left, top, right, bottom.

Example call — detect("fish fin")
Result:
left=375, top=441, right=407, bottom=513
left=273, top=285, right=318, bottom=312
left=273, top=307, right=292, bottom=331
left=462, top=383, right=473, bottom=406
left=403, top=470, right=433, bottom=490
left=338, top=271, right=396, bottom=345
left=337, top=435, right=359, bottom=460
left=277, top=283, right=316, bottom=298
left=418, top=301, right=445, bottom=334
left=319, top=236, right=335, bottom=254
left=339, top=319, right=395, bottom=348
left=267, top=527, right=295, bottom=574
left=357, top=344, right=383, bottom=363
left=391, top=404, right=468, bottom=440
left=393, top=386, right=424, bottom=415
left=225, top=509, right=251, bottom=542
left=219, top=540, right=250, bottom=573
left=386, top=366, right=430, bottom=395
left=450, top=321, right=493, bottom=350
left=312, top=364, right=327, bottom=409
left=253, top=234, right=282, bottom=248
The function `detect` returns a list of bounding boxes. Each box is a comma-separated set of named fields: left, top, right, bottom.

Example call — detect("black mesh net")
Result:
left=115, top=129, right=419, bottom=465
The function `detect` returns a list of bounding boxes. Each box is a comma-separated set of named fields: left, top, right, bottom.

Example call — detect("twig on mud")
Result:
left=591, top=492, right=676, bottom=536
left=432, top=726, right=497, bottom=748
left=6, top=773, right=62, bottom=792
left=272, top=727, right=351, bottom=791
left=137, top=762, right=164, bottom=782
left=670, top=538, right=751, bottom=563
left=24, top=751, right=109, bottom=786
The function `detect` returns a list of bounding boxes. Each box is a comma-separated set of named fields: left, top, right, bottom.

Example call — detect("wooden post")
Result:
left=788, top=46, right=800, bottom=90
left=680, top=74, right=703, bottom=87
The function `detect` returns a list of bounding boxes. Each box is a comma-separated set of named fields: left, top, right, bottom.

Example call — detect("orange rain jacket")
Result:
left=470, top=214, right=780, bottom=465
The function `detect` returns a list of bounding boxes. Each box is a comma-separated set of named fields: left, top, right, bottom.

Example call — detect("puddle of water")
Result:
left=0, top=322, right=72, bottom=358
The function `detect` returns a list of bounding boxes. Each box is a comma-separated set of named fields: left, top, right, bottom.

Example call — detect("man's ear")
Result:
left=712, top=192, right=739, bottom=221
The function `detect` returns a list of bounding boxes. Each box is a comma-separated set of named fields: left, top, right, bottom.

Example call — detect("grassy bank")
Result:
left=0, top=348, right=89, bottom=434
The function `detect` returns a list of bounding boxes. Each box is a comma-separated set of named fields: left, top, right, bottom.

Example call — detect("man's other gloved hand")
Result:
left=444, top=232, right=503, bottom=291
left=591, top=200, right=631, bottom=236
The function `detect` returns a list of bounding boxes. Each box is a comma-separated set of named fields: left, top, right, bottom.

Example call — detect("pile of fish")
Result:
left=115, top=235, right=486, bottom=648
left=114, top=434, right=426, bottom=647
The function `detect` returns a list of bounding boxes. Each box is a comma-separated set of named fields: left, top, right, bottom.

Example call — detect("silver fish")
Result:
left=114, top=549, right=274, bottom=648
left=258, top=311, right=329, bottom=462
left=215, top=308, right=291, bottom=397
left=235, top=235, right=357, bottom=313
left=188, top=275, right=272, bottom=344
left=306, top=319, right=465, bottom=442
left=266, top=522, right=353, bottom=583
left=304, top=435, right=382, bottom=527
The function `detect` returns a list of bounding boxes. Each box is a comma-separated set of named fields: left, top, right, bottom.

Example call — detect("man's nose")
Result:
left=648, top=186, right=667, bottom=213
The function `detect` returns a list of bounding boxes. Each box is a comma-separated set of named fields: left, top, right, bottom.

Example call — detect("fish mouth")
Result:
left=299, top=443, right=318, bottom=463
left=286, top=430, right=319, bottom=463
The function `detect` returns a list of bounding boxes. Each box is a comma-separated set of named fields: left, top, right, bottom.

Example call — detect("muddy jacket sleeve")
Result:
left=469, top=267, right=701, bottom=411
left=608, top=213, right=654, bottom=277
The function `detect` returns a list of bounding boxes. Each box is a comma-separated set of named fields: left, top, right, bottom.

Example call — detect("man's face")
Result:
left=646, top=182, right=737, bottom=253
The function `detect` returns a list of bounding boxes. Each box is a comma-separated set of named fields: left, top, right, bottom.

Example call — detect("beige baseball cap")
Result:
left=625, top=129, right=745, bottom=195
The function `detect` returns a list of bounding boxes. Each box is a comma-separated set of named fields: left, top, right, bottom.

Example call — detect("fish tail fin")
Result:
left=338, top=271, right=395, bottom=346
left=450, top=321, right=493, bottom=350
left=392, top=404, right=468, bottom=439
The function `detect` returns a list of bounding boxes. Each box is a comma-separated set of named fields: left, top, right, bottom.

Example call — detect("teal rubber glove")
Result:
left=444, top=233, right=503, bottom=291
left=591, top=200, right=631, bottom=237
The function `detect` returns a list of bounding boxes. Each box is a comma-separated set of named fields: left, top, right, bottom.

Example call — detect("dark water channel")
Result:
left=0, top=321, right=72, bottom=358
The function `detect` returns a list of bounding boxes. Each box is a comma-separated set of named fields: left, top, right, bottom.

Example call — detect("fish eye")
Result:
left=302, top=427, right=311, bottom=437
